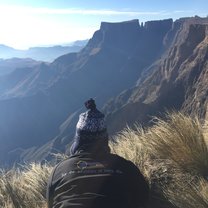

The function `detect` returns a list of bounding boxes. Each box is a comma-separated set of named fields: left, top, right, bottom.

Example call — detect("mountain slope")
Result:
left=104, top=17, right=208, bottom=134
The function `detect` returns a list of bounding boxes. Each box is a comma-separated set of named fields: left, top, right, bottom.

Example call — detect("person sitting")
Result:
left=47, top=98, right=149, bottom=208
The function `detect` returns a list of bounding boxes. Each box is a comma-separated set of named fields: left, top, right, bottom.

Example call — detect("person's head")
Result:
left=70, top=99, right=109, bottom=155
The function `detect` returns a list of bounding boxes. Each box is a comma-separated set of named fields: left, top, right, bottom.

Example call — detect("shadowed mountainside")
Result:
left=104, top=17, right=208, bottom=134
left=0, top=17, right=207, bottom=166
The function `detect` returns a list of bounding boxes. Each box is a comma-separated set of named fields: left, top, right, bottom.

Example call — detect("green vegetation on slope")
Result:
left=0, top=112, right=207, bottom=208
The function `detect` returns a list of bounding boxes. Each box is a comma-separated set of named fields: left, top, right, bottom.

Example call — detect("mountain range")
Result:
left=0, top=39, right=88, bottom=62
left=0, top=16, right=207, bottom=166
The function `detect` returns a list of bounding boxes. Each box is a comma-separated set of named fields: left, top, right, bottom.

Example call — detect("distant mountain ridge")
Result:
left=0, top=40, right=88, bottom=62
left=0, top=58, right=41, bottom=76
left=0, top=17, right=207, bottom=166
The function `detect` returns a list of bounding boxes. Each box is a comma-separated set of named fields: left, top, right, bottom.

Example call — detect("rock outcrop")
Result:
left=105, top=17, right=208, bottom=134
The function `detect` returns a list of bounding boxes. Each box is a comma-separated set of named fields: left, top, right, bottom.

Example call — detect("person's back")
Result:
left=47, top=99, right=149, bottom=207
left=47, top=152, right=149, bottom=208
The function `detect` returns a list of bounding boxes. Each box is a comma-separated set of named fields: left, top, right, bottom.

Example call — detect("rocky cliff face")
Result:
left=105, top=17, right=208, bottom=134
left=0, top=17, right=207, bottom=166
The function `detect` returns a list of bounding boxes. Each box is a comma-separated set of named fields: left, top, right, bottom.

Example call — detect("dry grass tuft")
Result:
left=0, top=163, right=52, bottom=208
left=110, top=112, right=208, bottom=208
left=163, top=177, right=208, bottom=208
left=142, top=112, right=208, bottom=177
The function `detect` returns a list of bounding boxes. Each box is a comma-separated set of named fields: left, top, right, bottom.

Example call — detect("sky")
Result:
left=0, top=0, right=207, bottom=49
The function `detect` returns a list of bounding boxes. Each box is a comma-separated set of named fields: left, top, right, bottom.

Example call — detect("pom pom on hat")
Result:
left=84, top=98, right=96, bottom=110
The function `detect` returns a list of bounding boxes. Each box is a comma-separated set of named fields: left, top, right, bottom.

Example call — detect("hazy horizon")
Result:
left=0, top=0, right=207, bottom=49
left=0, top=39, right=89, bottom=50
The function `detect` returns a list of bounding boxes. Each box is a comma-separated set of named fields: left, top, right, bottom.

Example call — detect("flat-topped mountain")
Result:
left=104, top=17, right=208, bottom=133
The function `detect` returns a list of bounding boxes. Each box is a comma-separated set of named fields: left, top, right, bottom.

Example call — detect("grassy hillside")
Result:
left=0, top=112, right=207, bottom=208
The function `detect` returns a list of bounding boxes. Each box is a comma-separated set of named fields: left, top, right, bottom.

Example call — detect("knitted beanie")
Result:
left=70, top=99, right=109, bottom=155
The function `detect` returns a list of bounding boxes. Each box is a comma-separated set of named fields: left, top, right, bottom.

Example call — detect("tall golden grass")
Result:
left=111, top=112, right=208, bottom=208
left=0, top=163, right=52, bottom=208
left=0, top=112, right=207, bottom=208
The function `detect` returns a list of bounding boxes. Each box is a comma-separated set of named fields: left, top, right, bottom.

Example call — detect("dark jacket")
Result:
left=47, top=152, right=149, bottom=208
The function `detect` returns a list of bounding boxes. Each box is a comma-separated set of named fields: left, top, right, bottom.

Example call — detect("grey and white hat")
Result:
left=70, top=99, right=109, bottom=155
left=76, top=109, right=106, bottom=133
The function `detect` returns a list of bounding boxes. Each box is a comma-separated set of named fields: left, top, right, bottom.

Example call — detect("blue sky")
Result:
left=0, top=0, right=207, bottom=49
